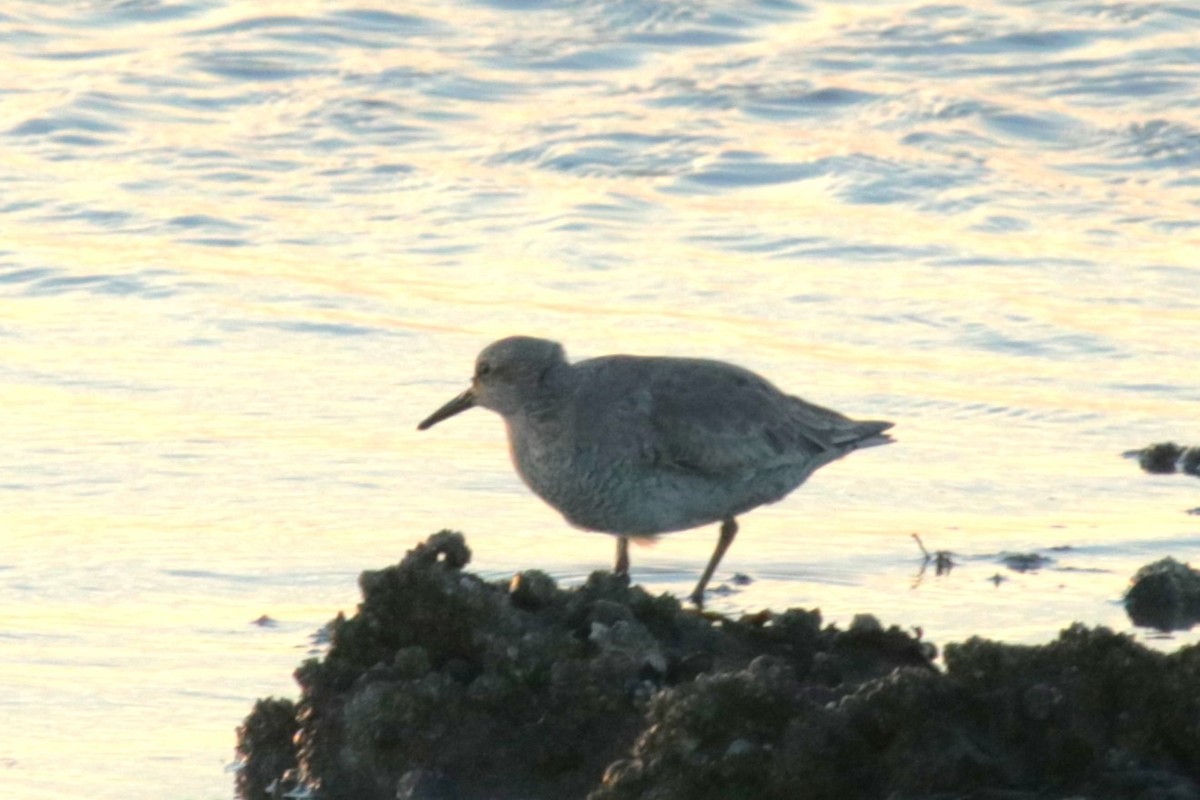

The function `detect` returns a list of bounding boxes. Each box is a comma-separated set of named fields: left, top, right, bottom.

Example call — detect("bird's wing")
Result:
left=637, top=358, right=851, bottom=477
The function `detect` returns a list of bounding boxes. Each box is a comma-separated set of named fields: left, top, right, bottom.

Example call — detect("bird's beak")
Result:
left=417, top=387, right=476, bottom=430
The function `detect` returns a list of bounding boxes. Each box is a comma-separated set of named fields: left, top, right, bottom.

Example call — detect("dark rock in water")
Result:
left=236, top=532, right=1200, bottom=800
left=1125, top=557, right=1200, bottom=632
left=1000, top=552, right=1053, bottom=572
left=1126, top=444, right=1199, bottom=516
left=1128, top=442, right=1200, bottom=477
left=1139, top=442, right=1186, bottom=474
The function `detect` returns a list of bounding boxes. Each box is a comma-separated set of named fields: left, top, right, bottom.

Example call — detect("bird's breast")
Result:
left=506, top=423, right=741, bottom=535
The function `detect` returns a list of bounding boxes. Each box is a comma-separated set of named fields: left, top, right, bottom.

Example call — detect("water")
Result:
left=2, top=1, right=1199, bottom=797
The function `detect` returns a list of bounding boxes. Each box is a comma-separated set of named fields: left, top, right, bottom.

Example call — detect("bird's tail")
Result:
left=853, top=420, right=895, bottom=449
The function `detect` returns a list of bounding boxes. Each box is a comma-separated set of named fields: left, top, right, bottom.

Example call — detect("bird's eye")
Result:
left=477, top=361, right=492, bottom=377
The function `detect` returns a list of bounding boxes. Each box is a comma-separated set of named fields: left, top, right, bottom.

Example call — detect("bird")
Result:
left=417, top=335, right=894, bottom=606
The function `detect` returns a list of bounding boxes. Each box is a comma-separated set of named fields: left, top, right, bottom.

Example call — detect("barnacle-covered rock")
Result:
left=1125, top=557, right=1200, bottom=631
left=236, top=532, right=1200, bottom=800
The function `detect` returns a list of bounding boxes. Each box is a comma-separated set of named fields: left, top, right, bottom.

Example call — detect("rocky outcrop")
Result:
left=236, top=532, right=1200, bottom=800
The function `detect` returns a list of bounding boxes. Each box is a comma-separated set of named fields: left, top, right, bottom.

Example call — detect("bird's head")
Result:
left=418, top=336, right=567, bottom=429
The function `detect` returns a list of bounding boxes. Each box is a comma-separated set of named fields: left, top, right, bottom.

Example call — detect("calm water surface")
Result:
left=3, top=1, right=1199, bottom=797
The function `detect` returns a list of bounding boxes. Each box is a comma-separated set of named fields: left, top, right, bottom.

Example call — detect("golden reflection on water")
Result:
left=4, top=3, right=1200, bottom=797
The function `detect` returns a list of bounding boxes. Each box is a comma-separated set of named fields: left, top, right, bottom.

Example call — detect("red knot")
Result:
left=419, top=336, right=894, bottom=606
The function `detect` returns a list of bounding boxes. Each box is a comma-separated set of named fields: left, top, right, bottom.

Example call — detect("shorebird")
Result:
left=418, top=336, right=893, bottom=605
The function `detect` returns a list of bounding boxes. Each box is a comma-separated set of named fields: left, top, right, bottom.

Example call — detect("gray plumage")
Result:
left=418, top=335, right=894, bottom=605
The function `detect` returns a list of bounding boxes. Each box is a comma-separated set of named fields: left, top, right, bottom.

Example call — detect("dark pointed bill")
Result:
left=417, top=388, right=476, bottom=430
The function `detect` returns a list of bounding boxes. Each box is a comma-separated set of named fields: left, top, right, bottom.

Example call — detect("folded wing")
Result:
left=636, top=359, right=891, bottom=478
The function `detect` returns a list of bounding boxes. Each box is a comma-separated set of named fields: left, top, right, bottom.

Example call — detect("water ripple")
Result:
left=6, top=3, right=1200, bottom=797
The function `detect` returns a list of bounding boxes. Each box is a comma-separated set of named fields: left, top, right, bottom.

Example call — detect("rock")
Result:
left=1125, top=557, right=1200, bottom=631
left=594, top=625, right=1200, bottom=800
left=1138, top=442, right=1188, bottom=474
left=1128, top=442, right=1200, bottom=477
left=395, top=769, right=457, bottom=800
left=1000, top=552, right=1053, bottom=572
left=1127, top=443, right=1200, bottom=516
left=509, top=569, right=557, bottom=611
left=236, top=532, right=1200, bottom=800
left=235, top=697, right=298, bottom=800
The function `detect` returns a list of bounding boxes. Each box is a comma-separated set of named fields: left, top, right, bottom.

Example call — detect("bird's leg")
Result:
left=689, top=518, right=738, bottom=607
left=614, top=536, right=630, bottom=576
